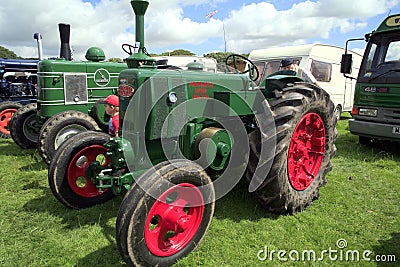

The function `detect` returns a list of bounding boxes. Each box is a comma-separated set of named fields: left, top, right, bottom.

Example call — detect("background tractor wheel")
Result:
left=9, top=103, right=39, bottom=148
left=89, top=99, right=111, bottom=132
left=38, top=111, right=100, bottom=165
left=48, top=130, right=113, bottom=209
left=0, top=101, right=22, bottom=138
left=246, top=83, right=337, bottom=214
left=117, top=159, right=215, bottom=267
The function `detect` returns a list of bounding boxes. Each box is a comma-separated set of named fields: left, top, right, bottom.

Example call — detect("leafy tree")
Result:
left=0, top=45, right=19, bottom=59
left=108, top=57, right=124, bottom=63
left=160, top=49, right=195, bottom=56
left=204, top=52, right=250, bottom=64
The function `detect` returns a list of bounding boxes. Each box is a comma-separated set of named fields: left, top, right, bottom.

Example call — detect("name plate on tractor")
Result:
left=393, top=126, right=400, bottom=135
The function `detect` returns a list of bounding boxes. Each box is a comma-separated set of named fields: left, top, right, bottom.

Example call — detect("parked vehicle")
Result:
left=0, top=58, right=38, bottom=138
left=9, top=23, right=127, bottom=166
left=341, top=14, right=400, bottom=144
left=48, top=1, right=338, bottom=266
left=249, top=44, right=362, bottom=120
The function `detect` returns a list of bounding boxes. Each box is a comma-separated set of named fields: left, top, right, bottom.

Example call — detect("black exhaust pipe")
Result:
left=58, top=23, right=72, bottom=60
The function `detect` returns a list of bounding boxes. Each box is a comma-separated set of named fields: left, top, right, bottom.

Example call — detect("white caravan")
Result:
left=248, top=44, right=362, bottom=118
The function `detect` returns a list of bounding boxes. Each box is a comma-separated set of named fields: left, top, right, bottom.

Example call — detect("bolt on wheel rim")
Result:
left=144, top=183, right=205, bottom=257
left=288, top=112, right=326, bottom=191
left=67, top=145, right=110, bottom=197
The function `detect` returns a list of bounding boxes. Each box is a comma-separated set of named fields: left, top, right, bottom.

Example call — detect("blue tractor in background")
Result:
left=0, top=58, right=38, bottom=138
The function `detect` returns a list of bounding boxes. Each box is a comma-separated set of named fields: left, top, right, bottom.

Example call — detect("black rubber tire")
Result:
left=0, top=101, right=22, bottom=138
left=48, top=130, right=113, bottom=209
left=117, top=159, right=215, bottom=267
left=9, top=103, right=39, bottom=148
left=334, top=105, right=342, bottom=121
left=246, top=83, right=337, bottom=214
left=89, top=99, right=110, bottom=133
left=38, top=110, right=100, bottom=165
left=359, top=136, right=373, bottom=146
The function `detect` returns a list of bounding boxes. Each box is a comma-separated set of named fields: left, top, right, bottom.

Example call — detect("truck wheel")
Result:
left=0, top=101, right=22, bottom=138
left=334, top=105, right=342, bottom=121
left=48, top=131, right=113, bottom=209
left=246, top=84, right=337, bottom=214
left=89, top=99, right=110, bottom=132
left=117, top=159, right=215, bottom=267
left=38, top=111, right=100, bottom=165
left=359, top=136, right=373, bottom=146
left=9, top=103, right=39, bottom=148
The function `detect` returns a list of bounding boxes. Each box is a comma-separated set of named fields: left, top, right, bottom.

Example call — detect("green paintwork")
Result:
left=37, top=59, right=127, bottom=121
left=88, top=0, right=302, bottom=194
left=347, top=14, right=400, bottom=141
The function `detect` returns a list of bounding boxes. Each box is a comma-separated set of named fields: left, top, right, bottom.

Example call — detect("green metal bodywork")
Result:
left=37, top=58, right=127, bottom=124
left=89, top=0, right=304, bottom=193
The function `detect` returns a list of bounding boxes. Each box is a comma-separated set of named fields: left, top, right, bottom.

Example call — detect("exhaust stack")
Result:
left=33, top=33, right=43, bottom=60
left=127, top=0, right=155, bottom=68
left=58, top=23, right=72, bottom=60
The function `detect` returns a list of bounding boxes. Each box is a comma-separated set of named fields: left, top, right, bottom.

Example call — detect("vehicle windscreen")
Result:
left=358, top=32, right=400, bottom=83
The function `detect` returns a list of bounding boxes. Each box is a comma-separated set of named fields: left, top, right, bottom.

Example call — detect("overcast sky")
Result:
left=1, top=0, right=399, bottom=60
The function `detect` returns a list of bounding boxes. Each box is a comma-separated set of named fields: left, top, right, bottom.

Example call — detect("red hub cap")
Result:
left=288, top=113, right=326, bottom=191
left=0, top=108, right=17, bottom=135
left=67, top=145, right=110, bottom=197
left=144, top=183, right=204, bottom=257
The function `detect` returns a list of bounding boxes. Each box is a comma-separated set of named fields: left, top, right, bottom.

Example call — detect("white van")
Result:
left=153, top=56, right=218, bottom=73
left=248, top=44, right=362, bottom=118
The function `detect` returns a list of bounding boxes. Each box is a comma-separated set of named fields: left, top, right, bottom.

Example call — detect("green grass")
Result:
left=0, top=114, right=399, bottom=266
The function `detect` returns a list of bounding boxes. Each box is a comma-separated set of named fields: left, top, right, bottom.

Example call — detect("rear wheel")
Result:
left=117, top=160, right=215, bottom=267
left=246, top=83, right=337, bottom=214
left=9, top=103, right=39, bottom=148
left=0, top=101, right=22, bottom=138
left=38, top=111, right=100, bottom=165
left=48, top=131, right=113, bottom=209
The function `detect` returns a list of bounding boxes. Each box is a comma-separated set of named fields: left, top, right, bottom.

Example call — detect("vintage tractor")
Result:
left=0, top=58, right=38, bottom=138
left=9, top=23, right=127, bottom=165
left=48, top=0, right=337, bottom=266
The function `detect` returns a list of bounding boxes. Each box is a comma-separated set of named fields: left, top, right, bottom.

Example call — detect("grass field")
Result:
left=0, top=114, right=399, bottom=266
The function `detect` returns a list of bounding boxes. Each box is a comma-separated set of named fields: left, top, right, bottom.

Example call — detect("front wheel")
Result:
left=246, top=83, right=337, bottom=214
left=38, top=111, right=100, bottom=165
left=0, top=101, right=22, bottom=138
left=117, top=160, right=215, bottom=267
left=9, top=103, right=40, bottom=148
left=48, top=130, right=113, bottom=209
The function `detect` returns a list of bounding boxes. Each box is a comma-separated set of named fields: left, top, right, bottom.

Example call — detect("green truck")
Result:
left=341, top=14, right=400, bottom=144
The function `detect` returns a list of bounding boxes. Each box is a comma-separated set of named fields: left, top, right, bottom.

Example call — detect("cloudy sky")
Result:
left=1, top=0, right=399, bottom=60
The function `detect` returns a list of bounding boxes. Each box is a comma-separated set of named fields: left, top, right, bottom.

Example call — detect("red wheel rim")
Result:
left=67, top=145, right=110, bottom=197
left=0, top=108, right=17, bottom=135
left=288, top=112, right=326, bottom=191
left=144, top=183, right=205, bottom=257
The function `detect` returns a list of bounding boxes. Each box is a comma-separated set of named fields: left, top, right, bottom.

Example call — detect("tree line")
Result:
left=1, top=45, right=248, bottom=63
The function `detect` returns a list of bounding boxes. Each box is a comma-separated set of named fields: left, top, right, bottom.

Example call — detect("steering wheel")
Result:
left=122, top=43, right=138, bottom=55
left=225, top=54, right=260, bottom=82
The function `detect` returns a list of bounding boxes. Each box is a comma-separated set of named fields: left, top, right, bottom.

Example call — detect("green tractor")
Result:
left=48, top=0, right=337, bottom=266
left=9, top=23, right=127, bottom=165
